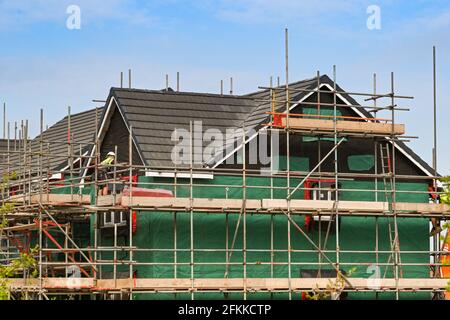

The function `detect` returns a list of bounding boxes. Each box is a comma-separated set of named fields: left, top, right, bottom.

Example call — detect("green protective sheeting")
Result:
left=89, top=174, right=431, bottom=300
left=303, top=107, right=342, bottom=117
left=50, top=177, right=92, bottom=195
left=347, top=155, right=375, bottom=171
left=277, top=156, right=309, bottom=172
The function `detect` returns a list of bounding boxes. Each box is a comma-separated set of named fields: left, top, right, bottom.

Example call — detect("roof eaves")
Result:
left=110, top=90, right=150, bottom=167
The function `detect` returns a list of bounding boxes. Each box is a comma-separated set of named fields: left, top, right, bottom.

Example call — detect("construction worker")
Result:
left=99, top=151, right=116, bottom=195
left=102, top=151, right=116, bottom=166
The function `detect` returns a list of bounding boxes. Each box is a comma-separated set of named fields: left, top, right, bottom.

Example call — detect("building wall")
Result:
left=90, top=89, right=433, bottom=299
left=93, top=174, right=431, bottom=300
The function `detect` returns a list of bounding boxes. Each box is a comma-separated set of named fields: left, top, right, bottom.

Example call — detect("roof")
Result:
left=0, top=139, right=12, bottom=165
left=206, top=76, right=321, bottom=167
left=8, top=107, right=103, bottom=173
left=243, top=76, right=319, bottom=130
left=109, top=88, right=257, bottom=168
left=0, top=139, right=11, bottom=154
left=99, top=75, right=435, bottom=177
left=213, top=74, right=437, bottom=176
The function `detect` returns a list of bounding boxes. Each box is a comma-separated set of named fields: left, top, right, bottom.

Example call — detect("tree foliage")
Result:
left=0, top=202, right=39, bottom=300
left=304, top=267, right=357, bottom=300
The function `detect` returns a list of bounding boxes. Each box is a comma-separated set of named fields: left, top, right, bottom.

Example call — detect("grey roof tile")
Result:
left=106, top=77, right=435, bottom=176
left=7, top=108, right=103, bottom=173
left=10, top=74, right=430, bottom=177
left=111, top=88, right=257, bottom=168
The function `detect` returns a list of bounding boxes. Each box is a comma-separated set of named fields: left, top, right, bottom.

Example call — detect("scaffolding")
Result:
left=0, top=33, right=447, bottom=301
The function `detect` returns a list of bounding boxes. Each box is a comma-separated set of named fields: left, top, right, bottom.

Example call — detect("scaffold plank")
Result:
left=2, top=223, right=40, bottom=232
left=117, top=197, right=450, bottom=215
left=8, top=278, right=95, bottom=290
left=394, top=202, right=449, bottom=213
left=28, top=194, right=91, bottom=205
left=281, top=117, right=405, bottom=135
left=121, top=197, right=262, bottom=210
left=263, top=199, right=388, bottom=212
left=6, top=278, right=449, bottom=292
left=97, top=194, right=122, bottom=206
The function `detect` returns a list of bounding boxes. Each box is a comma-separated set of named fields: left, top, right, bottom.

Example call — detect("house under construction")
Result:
left=0, top=53, right=448, bottom=300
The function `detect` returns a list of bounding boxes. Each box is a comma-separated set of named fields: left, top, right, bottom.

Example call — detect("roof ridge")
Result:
left=242, top=74, right=326, bottom=97
left=111, top=87, right=255, bottom=100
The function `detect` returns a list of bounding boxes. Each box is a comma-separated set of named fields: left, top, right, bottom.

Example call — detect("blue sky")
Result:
left=0, top=0, right=449, bottom=173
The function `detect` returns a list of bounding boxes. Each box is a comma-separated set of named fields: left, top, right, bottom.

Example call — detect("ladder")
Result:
left=379, top=142, right=403, bottom=278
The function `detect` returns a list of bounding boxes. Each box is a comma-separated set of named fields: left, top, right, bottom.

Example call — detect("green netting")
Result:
left=347, top=155, right=375, bottom=171
left=125, top=213, right=427, bottom=280
left=91, top=175, right=431, bottom=300
left=277, top=156, right=309, bottom=172
left=303, top=107, right=342, bottom=117
left=50, top=177, right=91, bottom=195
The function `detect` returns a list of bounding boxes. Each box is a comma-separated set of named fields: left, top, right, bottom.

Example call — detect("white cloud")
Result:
left=0, top=0, right=157, bottom=30
left=209, top=0, right=366, bottom=24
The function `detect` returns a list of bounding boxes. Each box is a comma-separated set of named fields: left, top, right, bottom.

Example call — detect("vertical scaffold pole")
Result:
left=94, top=108, right=100, bottom=284
left=129, top=125, right=134, bottom=300
left=113, top=144, right=118, bottom=293
left=67, top=106, right=73, bottom=201
left=242, top=124, right=247, bottom=300
left=19, top=121, right=23, bottom=202
left=6, top=122, right=10, bottom=201
left=39, top=109, right=43, bottom=203
left=333, top=65, right=340, bottom=287
left=129, top=69, right=132, bottom=89
left=2, top=102, right=5, bottom=139
left=174, top=128, right=178, bottom=282
left=189, top=121, right=194, bottom=300
left=38, top=110, right=44, bottom=300
left=373, top=73, right=380, bottom=300
left=433, top=46, right=437, bottom=179
left=432, top=46, right=441, bottom=281
left=14, top=121, right=17, bottom=151
left=391, top=72, right=400, bottom=300
left=269, top=77, right=275, bottom=292
left=317, top=70, right=322, bottom=275
left=284, top=27, right=293, bottom=301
